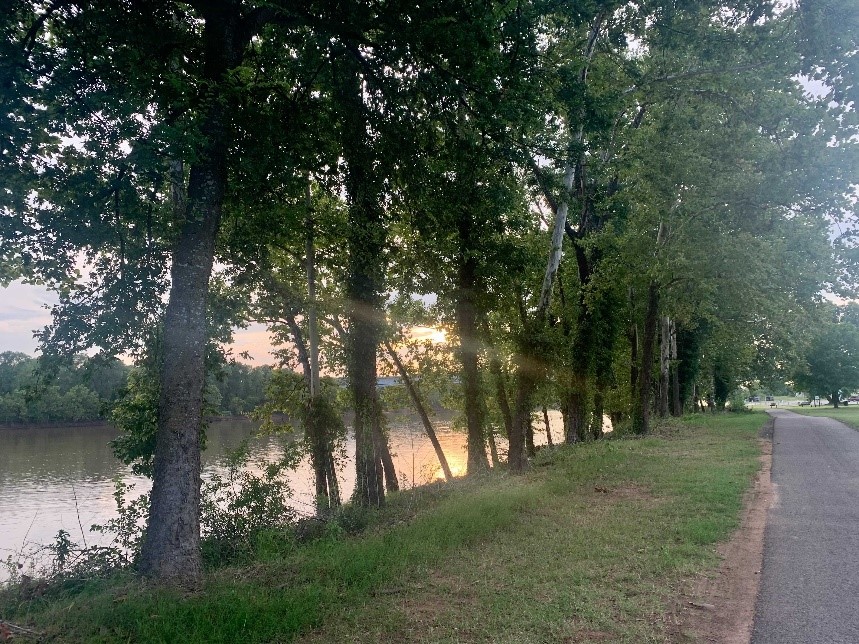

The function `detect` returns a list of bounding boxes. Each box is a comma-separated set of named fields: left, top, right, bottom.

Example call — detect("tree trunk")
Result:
left=659, top=316, right=670, bottom=418
left=670, top=320, right=681, bottom=416
left=487, top=428, right=500, bottom=466
left=139, top=7, right=244, bottom=586
left=591, top=390, right=604, bottom=440
left=384, top=340, right=453, bottom=481
left=457, top=214, right=489, bottom=474
left=542, top=406, right=554, bottom=447
left=509, top=362, right=537, bottom=472
left=526, top=418, right=536, bottom=457
left=140, top=168, right=217, bottom=585
left=629, top=315, right=639, bottom=396
left=563, top=388, right=587, bottom=443
left=336, top=55, right=387, bottom=507
left=632, top=283, right=659, bottom=434
left=304, top=185, right=340, bottom=513
left=488, top=351, right=513, bottom=438
left=375, top=422, right=399, bottom=493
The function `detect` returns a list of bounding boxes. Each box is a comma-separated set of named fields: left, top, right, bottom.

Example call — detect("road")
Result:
left=752, top=409, right=859, bottom=643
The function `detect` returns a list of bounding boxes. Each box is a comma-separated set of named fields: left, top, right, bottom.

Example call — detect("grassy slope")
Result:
left=2, top=413, right=764, bottom=643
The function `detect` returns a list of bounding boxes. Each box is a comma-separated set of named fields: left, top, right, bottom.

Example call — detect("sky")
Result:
left=0, top=279, right=279, bottom=363
left=1, top=281, right=56, bottom=354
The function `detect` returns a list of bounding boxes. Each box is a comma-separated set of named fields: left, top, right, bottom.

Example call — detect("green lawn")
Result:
left=1, top=413, right=765, bottom=643
left=786, top=405, right=859, bottom=430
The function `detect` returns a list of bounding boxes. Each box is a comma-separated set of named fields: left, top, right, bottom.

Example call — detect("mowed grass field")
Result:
left=1, top=413, right=766, bottom=643
left=788, top=404, right=859, bottom=431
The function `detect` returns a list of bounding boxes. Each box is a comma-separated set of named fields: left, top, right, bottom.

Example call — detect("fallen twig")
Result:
left=0, top=619, right=45, bottom=641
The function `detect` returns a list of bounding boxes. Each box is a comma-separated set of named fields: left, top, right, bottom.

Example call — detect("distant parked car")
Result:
left=765, top=396, right=774, bottom=401
left=751, top=396, right=760, bottom=402
left=849, top=396, right=859, bottom=403
left=798, top=401, right=811, bottom=407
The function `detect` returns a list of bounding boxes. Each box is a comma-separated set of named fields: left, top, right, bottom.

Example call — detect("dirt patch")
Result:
left=593, top=483, right=658, bottom=503
left=671, top=436, right=773, bottom=643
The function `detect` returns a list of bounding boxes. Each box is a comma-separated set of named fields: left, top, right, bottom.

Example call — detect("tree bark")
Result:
left=591, top=390, right=604, bottom=440
left=542, top=405, right=554, bottom=447
left=632, top=283, right=659, bottom=434
left=456, top=225, right=489, bottom=473
left=488, top=348, right=513, bottom=439
left=336, top=54, right=387, bottom=507
left=509, top=361, right=537, bottom=472
left=670, top=320, right=681, bottom=416
left=384, top=340, right=453, bottom=481
left=304, top=184, right=340, bottom=513
left=562, top=388, right=587, bottom=443
left=659, top=316, right=670, bottom=418
left=139, top=6, right=245, bottom=586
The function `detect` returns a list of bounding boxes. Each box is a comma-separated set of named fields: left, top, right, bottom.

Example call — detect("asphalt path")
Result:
left=752, top=409, right=859, bottom=644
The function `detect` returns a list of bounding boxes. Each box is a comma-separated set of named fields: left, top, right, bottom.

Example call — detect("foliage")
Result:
left=793, top=307, right=859, bottom=403
left=212, top=362, right=273, bottom=416
left=108, top=359, right=161, bottom=478
left=727, top=389, right=751, bottom=413
left=90, top=480, right=150, bottom=565
left=0, top=352, right=129, bottom=424
left=200, top=445, right=298, bottom=566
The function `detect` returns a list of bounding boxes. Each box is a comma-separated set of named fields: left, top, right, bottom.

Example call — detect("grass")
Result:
left=1, top=412, right=765, bottom=643
left=787, top=405, right=859, bottom=430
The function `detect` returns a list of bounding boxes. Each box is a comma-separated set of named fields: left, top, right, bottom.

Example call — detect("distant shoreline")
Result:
left=0, top=415, right=259, bottom=431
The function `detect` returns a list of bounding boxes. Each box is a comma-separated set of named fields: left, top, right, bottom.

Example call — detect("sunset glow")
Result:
left=410, top=326, right=448, bottom=344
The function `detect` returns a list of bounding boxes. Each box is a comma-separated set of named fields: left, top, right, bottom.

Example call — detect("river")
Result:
left=0, top=410, right=573, bottom=579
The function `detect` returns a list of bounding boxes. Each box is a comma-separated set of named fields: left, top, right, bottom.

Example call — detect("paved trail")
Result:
left=752, top=410, right=859, bottom=644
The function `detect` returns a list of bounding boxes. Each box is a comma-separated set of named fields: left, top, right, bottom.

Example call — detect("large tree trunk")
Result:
left=336, top=54, right=387, bottom=507
left=384, top=340, right=453, bottom=481
left=305, top=186, right=340, bottom=513
left=509, top=361, right=537, bottom=472
left=139, top=7, right=244, bottom=586
left=456, top=231, right=489, bottom=473
left=632, top=283, right=659, bottom=434
left=139, top=168, right=218, bottom=585
left=562, top=388, right=587, bottom=443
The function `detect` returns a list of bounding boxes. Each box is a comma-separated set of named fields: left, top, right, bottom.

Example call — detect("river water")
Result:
left=0, top=410, right=572, bottom=578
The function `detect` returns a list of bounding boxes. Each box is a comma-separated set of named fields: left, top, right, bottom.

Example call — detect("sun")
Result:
left=410, top=326, right=448, bottom=344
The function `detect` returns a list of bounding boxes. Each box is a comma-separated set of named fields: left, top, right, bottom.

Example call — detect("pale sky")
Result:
left=0, top=281, right=57, bottom=354
left=0, top=279, right=278, bottom=363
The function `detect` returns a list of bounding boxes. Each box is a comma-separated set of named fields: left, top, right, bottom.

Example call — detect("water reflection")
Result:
left=0, top=409, right=610, bottom=578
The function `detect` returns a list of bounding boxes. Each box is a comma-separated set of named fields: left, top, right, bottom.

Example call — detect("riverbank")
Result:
left=0, top=412, right=764, bottom=643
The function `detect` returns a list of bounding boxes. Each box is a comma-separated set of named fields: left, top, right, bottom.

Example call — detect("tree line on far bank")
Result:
left=0, top=352, right=272, bottom=425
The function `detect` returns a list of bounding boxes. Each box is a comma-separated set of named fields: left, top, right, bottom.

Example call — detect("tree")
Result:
left=2, top=1, right=306, bottom=586
left=795, top=310, right=859, bottom=406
